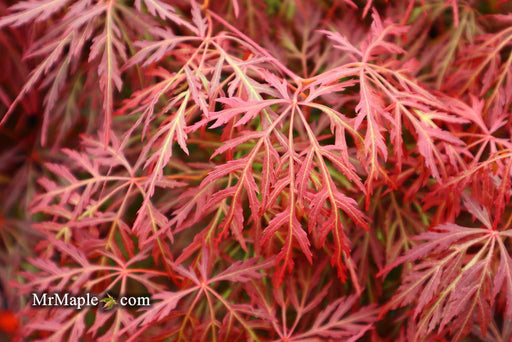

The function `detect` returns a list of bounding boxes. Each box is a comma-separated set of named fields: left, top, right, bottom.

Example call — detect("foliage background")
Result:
left=1, top=0, right=512, bottom=341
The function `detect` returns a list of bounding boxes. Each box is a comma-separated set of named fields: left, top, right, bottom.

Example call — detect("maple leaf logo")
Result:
left=100, top=294, right=117, bottom=310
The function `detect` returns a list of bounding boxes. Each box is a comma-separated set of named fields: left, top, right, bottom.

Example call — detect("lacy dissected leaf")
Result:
left=110, top=252, right=273, bottom=341
left=23, top=308, right=90, bottom=342
left=15, top=238, right=164, bottom=340
left=0, top=0, right=196, bottom=145
left=319, top=11, right=471, bottom=197
left=18, top=237, right=164, bottom=295
left=196, top=87, right=369, bottom=285
left=379, top=220, right=512, bottom=341
left=246, top=260, right=378, bottom=341
left=452, top=15, right=512, bottom=122
left=30, top=134, right=185, bottom=252
left=0, top=0, right=72, bottom=27
left=1, top=0, right=125, bottom=144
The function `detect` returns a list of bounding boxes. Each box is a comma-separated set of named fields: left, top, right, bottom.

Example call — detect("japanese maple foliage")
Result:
left=1, top=0, right=512, bottom=341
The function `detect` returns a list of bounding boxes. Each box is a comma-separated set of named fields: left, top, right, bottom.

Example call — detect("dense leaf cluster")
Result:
left=1, top=0, right=512, bottom=341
